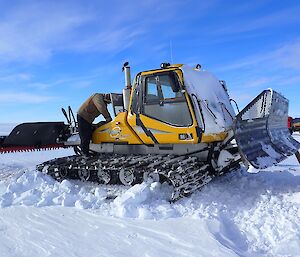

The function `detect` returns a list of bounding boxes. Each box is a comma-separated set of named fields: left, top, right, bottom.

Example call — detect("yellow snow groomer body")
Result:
left=93, top=64, right=229, bottom=149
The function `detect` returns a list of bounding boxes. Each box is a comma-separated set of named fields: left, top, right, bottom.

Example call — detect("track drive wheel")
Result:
left=143, top=171, right=160, bottom=183
left=41, top=165, right=49, bottom=174
left=78, top=167, right=91, bottom=181
left=97, top=168, right=111, bottom=184
left=59, top=167, right=68, bottom=179
left=119, top=168, right=135, bottom=186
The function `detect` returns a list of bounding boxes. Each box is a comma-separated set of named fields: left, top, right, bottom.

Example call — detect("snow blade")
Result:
left=234, top=89, right=300, bottom=169
left=1, top=122, right=69, bottom=148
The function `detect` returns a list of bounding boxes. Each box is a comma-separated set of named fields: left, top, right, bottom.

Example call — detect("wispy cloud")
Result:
left=241, top=77, right=273, bottom=88
left=217, top=5, right=300, bottom=35
left=0, top=0, right=189, bottom=63
left=211, top=38, right=300, bottom=112
left=70, top=26, right=145, bottom=53
left=0, top=92, right=57, bottom=104
left=218, top=38, right=300, bottom=72
left=0, top=72, right=32, bottom=82
left=0, top=2, right=92, bottom=62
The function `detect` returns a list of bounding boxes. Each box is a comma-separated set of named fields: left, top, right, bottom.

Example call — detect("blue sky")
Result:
left=0, top=0, right=300, bottom=122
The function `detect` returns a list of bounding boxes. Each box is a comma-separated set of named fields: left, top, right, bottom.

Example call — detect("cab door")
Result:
left=127, top=71, right=199, bottom=144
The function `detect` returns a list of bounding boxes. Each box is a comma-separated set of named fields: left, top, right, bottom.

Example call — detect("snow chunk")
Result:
left=60, top=179, right=73, bottom=193
left=247, top=165, right=260, bottom=174
left=113, top=182, right=173, bottom=218
left=284, top=192, right=300, bottom=204
left=0, top=169, right=112, bottom=209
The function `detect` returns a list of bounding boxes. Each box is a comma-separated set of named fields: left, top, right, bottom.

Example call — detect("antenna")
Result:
left=169, top=40, right=173, bottom=64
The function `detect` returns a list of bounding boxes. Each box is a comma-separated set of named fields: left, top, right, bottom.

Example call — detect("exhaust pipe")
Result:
left=122, top=62, right=131, bottom=111
left=123, top=61, right=131, bottom=88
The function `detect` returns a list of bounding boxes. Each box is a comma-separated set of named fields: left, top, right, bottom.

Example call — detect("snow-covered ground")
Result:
left=0, top=126, right=300, bottom=256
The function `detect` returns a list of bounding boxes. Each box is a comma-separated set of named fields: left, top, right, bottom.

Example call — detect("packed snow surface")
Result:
left=1, top=130, right=300, bottom=256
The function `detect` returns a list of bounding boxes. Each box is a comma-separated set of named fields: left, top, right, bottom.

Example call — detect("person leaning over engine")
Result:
left=77, top=93, right=112, bottom=156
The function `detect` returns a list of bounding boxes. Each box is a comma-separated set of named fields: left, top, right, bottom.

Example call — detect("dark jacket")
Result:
left=77, top=93, right=112, bottom=123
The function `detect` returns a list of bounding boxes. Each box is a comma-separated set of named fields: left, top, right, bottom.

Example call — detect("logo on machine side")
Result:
left=110, top=126, right=121, bottom=138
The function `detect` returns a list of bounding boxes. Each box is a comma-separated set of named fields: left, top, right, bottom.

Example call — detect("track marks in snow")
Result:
left=1, top=144, right=300, bottom=256
left=1, top=161, right=300, bottom=256
left=206, top=215, right=248, bottom=257
left=0, top=207, right=237, bottom=257
left=1, top=164, right=300, bottom=257
left=172, top=165, right=300, bottom=256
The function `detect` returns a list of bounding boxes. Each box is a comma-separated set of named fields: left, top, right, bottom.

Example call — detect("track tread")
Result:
left=37, top=153, right=234, bottom=201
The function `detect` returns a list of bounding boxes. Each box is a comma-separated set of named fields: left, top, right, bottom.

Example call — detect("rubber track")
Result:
left=37, top=153, right=215, bottom=201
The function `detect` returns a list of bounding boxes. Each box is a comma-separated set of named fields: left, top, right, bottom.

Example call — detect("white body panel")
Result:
left=181, top=65, right=235, bottom=134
